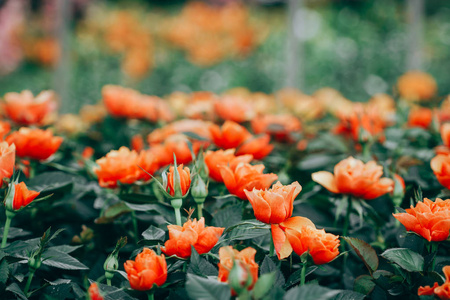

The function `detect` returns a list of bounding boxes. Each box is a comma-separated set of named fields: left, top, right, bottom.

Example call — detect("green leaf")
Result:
left=26, top=171, right=75, bottom=195
left=332, top=290, right=366, bottom=300
left=284, top=266, right=318, bottom=288
left=260, top=256, right=285, bottom=287
left=6, top=282, right=28, bottom=300
left=44, top=279, right=71, bottom=285
left=141, top=226, right=165, bottom=241
left=42, top=249, right=88, bottom=270
left=284, top=284, right=340, bottom=300
left=185, top=274, right=231, bottom=300
left=95, top=202, right=132, bottom=224
left=381, top=248, right=424, bottom=272
left=252, top=272, right=275, bottom=299
left=119, top=193, right=159, bottom=204
left=49, top=245, right=83, bottom=254
left=354, top=275, right=375, bottom=295
left=0, top=259, right=9, bottom=284
left=212, top=203, right=243, bottom=228
left=0, top=227, right=31, bottom=239
left=93, top=281, right=138, bottom=300
left=187, top=247, right=217, bottom=277
left=343, top=237, right=379, bottom=275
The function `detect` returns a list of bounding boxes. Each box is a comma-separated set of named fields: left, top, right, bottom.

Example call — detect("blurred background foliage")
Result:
left=1, top=0, right=450, bottom=113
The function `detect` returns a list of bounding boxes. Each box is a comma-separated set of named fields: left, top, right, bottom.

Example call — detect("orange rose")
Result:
left=397, top=71, right=437, bottom=101
left=147, top=119, right=212, bottom=145
left=209, top=121, right=251, bottom=149
left=3, top=90, right=57, bottom=125
left=271, top=216, right=340, bottom=262
left=136, top=149, right=161, bottom=181
left=408, top=107, right=433, bottom=129
left=124, top=248, right=167, bottom=291
left=251, top=114, right=301, bottom=142
left=219, top=162, right=278, bottom=200
left=236, top=135, right=274, bottom=160
left=218, top=246, right=259, bottom=291
left=88, top=283, right=104, bottom=300
left=436, top=124, right=450, bottom=155
left=312, top=156, right=394, bottom=200
left=393, top=198, right=450, bottom=242
left=214, top=96, right=255, bottom=123
left=12, top=182, right=40, bottom=210
left=6, top=128, right=63, bottom=161
left=0, top=121, right=11, bottom=140
left=161, top=218, right=224, bottom=258
left=131, top=134, right=145, bottom=152
left=161, top=134, right=205, bottom=166
left=244, top=181, right=302, bottom=224
left=166, top=164, right=191, bottom=197
left=431, top=154, right=450, bottom=189
left=0, top=142, right=15, bottom=184
left=94, top=147, right=141, bottom=188
left=418, top=266, right=450, bottom=300
left=204, top=149, right=252, bottom=182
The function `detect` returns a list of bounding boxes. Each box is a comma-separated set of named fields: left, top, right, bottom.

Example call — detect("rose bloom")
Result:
left=0, top=141, right=15, bottom=184
left=431, top=154, right=450, bottom=189
left=131, top=134, right=145, bottom=152
left=393, top=198, right=450, bottom=242
left=397, top=71, right=437, bottom=101
left=124, top=248, right=167, bottom=291
left=312, top=156, right=394, bottom=200
left=276, top=88, right=324, bottom=121
left=408, top=107, right=433, bottom=129
left=418, top=266, right=450, bottom=300
left=236, top=135, right=274, bottom=160
left=251, top=114, right=301, bottom=142
left=161, top=218, right=224, bottom=258
left=209, top=121, right=251, bottom=150
left=204, top=149, right=252, bottom=182
left=334, top=104, right=386, bottom=142
left=3, top=90, right=57, bottom=126
left=244, top=181, right=302, bottom=224
left=214, top=96, right=255, bottom=123
left=271, top=216, right=340, bottom=262
left=166, top=164, right=191, bottom=197
left=12, top=182, right=40, bottom=210
left=94, top=147, right=141, bottom=188
left=220, top=162, right=278, bottom=200
left=218, top=246, right=259, bottom=291
left=79, top=103, right=107, bottom=125
left=366, top=93, right=396, bottom=123
left=55, top=114, right=88, bottom=137
left=88, top=283, right=104, bottom=300
left=313, top=87, right=353, bottom=116
left=0, top=121, right=11, bottom=140
left=436, top=123, right=450, bottom=155
left=161, top=134, right=206, bottom=165
left=148, top=119, right=213, bottom=145
left=136, top=148, right=161, bottom=181
left=6, top=128, right=63, bottom=161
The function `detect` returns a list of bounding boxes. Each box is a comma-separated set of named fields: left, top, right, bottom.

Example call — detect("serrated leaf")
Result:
left=26, top=171, right=74, bottom=194
left=284, top=284, right=340, bottom=300
left=6, top=282, right=28, bottom=300
left=185, top=274, right=231, bottom=300
left=95, top=202, right=132, bottom=224
left=332, top=290, right=366, bottom=300
left=381, top=248, right=424, bottom=272
left=42, top=249, right=88, bottom=270
left=343, top=237, right=378, bottom=275
left=212, top=203, right=243, bottom=228
left=48, top=245, right=83, bottom=254
left=0, top=259, right=9, bottom=284
left=0, top=227, right=31, bottom=239
left=44, top=279, right=71, bottom=285
left=253, top=272, right=275, bottom=299
left=141, top=226, right=165, bottom=241
left=260, top=256, right=285, bottom=287
left=354, top=275, right=375, bottom=295
left=284, top=266, right=317, bottom=288
left=187, top=247, right=217, bottom=277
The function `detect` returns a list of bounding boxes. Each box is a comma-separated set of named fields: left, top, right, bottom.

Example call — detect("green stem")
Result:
left=171, top=199, right=183, bottom=226
left=147, top=291, right=154, bottom=300
left=197, top=203, right=203, bottom=219
left=24, top=269, right=35, bottom=296
left=174, top=208, right=181, bottom=227
left=300, top=261, right=307, bottom=286
left=342, top=197, right=352, bottom=238
left=106, top=278, right=112, bottom=286
left=29, top=161, right=37, bottom=179
left=1, top=215, right=13, bottom=248
left=131, top=211, right=139, bottom=243
left=430, top=242, right=439, bottom=272
left=269, top=233, right=275, bottom=257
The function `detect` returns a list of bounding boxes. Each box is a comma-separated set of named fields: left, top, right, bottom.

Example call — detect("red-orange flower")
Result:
left=393, top=198, right=450, bottom=242
left=124, top=248, right=167, bottom=291
left=161, top=134, right=205, bottom=166
left=251, top=114, right=301, bottom=142
left=431, top=154, right=450, bottom=189
left=236, top=135, right=274, bottom=160
left=397, top=71, right=437, bottom=101
left=166, top=164, right=191, bottom=197
left=312, top=156, right=394, bottom=200
left=131, top=134, right=145, bottom=152
left=209, top=121, right=251, bottom=149
left=218, top=246, right=259, bottom=291
left=94, top=147, right=141, bottom=188
left=244, top=181, right=302, bottom=224
left=271, top=217, right=340, bottom=262
left=6, top=128, right=63, bottom=161
left=2, top=90, right=57, bottom=125
left=436, top=123, right=450, bottom=155
left=88, top=283, right=104, bottom=300
left=0, top=121, right=11, bottom=140
left=0, top=142, right=15, bottom=184
left=214, top=96, right=255, bottom=123
left=12, top=182, right=40, bottom=210
left=136, top=148, right=161, bottom=181
left=219, top=163, right=278, bottom=200
left=408, top=107, right=433, bottom=129
left=204, top=149, right=253, bottom=182
left=418, top=266, right=450, bottom=300
left=161, top=218, right=224, bottom=258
